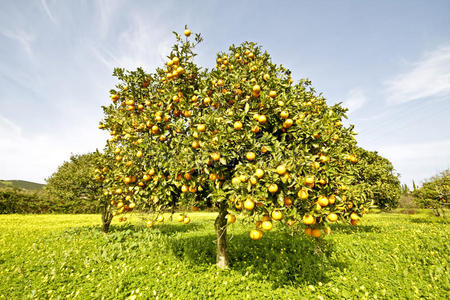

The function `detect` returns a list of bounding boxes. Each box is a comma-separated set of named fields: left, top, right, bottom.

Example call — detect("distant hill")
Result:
left=0, top=180, right=45, bottom=191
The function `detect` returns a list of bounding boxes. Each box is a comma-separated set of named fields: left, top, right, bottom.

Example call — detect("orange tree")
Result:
left=413, top=169, right=449, bottom=216
left=97, top=28, right=370, bottom=268
left=354, top=147, right=401, bottom=209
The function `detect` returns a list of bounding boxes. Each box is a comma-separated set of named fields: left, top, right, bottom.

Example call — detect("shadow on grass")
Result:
left=409, top=217, right=448, bottom=224
left=57, top=222, right=348, bottom=287
left=60, top=222, right=202, bottom=238
left=330, top=224, right=381, bottom=234
left=106, top=223, right=202, bottom=235
left=167, top=231, right=347, bottom=288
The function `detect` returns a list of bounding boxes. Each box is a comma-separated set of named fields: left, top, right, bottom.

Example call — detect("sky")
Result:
left=0, top=0, right=449, bottom=186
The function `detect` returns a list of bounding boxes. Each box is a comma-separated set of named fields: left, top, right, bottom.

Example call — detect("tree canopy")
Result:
left=354, top=147, right=401, bottom=209
left=96, top=28, right=372, bottom=268
left=45, top=152, right=104, bottom=214
left=413, top=169, right=449, bottom=216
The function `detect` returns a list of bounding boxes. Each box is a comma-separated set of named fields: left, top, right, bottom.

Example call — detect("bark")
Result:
left=102, top=220, right=111, bottom=233
left=215, top=202, right=229, bottom=269
left=101, top=205, right=113, bottom=233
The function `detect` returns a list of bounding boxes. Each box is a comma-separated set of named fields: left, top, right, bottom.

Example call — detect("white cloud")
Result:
left=377, top=139, right=450, bottom=186
left=0, top=115, right=106, bottom=183
left=40, top=0, right=57, bottom=25
left=96, top=0, right=124, bottom=38
left=0, top=115, right=22, bottom=137
left=0, top=28, right=35, bottom=60
left=92, top=15, right=172, bottom=72
left=385, top=45, right=450, bottom=105
left=342, top=88, right=367, bottom=114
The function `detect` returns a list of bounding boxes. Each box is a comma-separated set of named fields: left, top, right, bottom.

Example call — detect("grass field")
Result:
left=0, top=211, right=448, bottom=299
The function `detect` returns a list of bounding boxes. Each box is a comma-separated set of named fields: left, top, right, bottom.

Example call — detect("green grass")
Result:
left=0, top=212, right=448, bottom=299
left=0, top=180, right=44, bottom=191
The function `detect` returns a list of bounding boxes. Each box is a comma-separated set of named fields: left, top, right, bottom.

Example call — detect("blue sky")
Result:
left=0, top=0, right=449, bottom=186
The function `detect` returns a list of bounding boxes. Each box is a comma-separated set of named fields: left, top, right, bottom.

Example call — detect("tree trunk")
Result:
left=101, top=205, right=113, bottom=233
left=102, top=220, right=111, bottom=233
left=215, top=202, right=229, bottom=269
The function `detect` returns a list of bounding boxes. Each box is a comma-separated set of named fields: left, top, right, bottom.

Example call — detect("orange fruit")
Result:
left=258, top=115, right=267, bottom=124
left=234, top=201, right=243, bottom=210
left=151, top=125, right=159, bottom=134
left=227, top=214, right=236, bottom=224
left=284, top=197, right=293, bottom=206
left=280, top=111, right=289, bottom=119
left=298, top=189, right=309, bottom=200
left=191, top=140, right=200, bottom=149
left=250, top=229, right=263, bottom=240
left=234, top=121, right=243, bottom=130
left=283, top=119, right=293, bottom=129
left=246, top=152, right=256, bottom=161
left=261, top=220, right=273, bottom=231
left=302, top=215, right=316, bottom=225
left=211, top=152, right=221, bottom=161
left=305, top=227, right=313, bottom=236
left=350, top=212, right=359, bottom=221
left=311, top=228, right=321, bottom=238
left=287, top=218, right=296, bottom=226
left=261, top=215, right=271, bottom=222
left=305, top=176, right=315, bottom=188
left=255, top=221, right=262, bottom=229
left=197, top=124, right=206, bottom=132
left=268, top=183, right=278, bottom=193
left=243, top=199, right=255, bottom=210
left=269, top=90, right=277, bottom=98
left=327, top=213, right=338, bottom=222
left=255, top=169, right=264, bottom=178
left=317, top=195, right=329, bottom=207
left=184, top=29, right=191, bottom=37
left=276, top=165, right=287, bottom=175
left=271, top=210, right=282, bottom=221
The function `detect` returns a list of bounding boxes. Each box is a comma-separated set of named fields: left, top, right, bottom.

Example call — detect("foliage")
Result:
left=354, top=147, right=401, bottom=209
left=44, top=152, right=106, bottom=214
left=0, top=212, right=448, bottom=298
left=96, top=28, right=371, bottom=251
left=0, top=187, right=50, bottom=214
left=400, top=184, right=410, bottom=197
left=413, top=169, right=449, bottom=216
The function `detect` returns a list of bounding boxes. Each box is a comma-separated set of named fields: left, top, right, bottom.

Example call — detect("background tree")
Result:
left=354, top=147, right=401, bottom=209
left=97, top=28, right=371, bottom=268
left=44, top=152, right=109, bottom=213
left=413, top=169, right=449, bottom=216
left=0, top=187, right=48, bottom=214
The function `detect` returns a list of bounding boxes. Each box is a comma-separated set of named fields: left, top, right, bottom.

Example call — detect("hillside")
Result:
left=0, top=180, right=45, bottom=191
